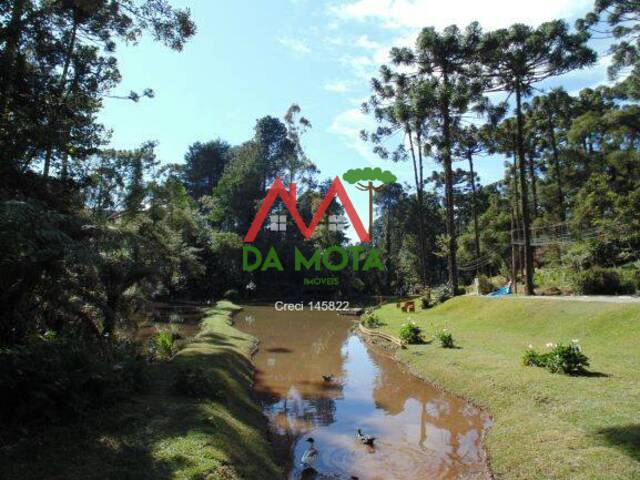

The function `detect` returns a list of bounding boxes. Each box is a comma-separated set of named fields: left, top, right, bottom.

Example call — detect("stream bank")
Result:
left=375, top=296, right=640, bottom=479
left=2, top=301, right=282, bottom=480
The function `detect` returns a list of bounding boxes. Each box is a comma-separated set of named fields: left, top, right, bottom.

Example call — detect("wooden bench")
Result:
left=401, top=301, right=415, bottom=312
left=396, top=298, right=410, bottom=308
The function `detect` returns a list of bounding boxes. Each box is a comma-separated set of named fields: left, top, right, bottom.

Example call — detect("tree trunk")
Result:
left=368, top=180, right=373, bottom=237
left=510, top=190, right=518, bottom=295
left=44, top=16, right=79, bottom=178
left=467, top=150, right=481, bottom=275
left=407, top=131, right=428, bottom=286
left=515, top=83, right=535, bottom=295
left=102, top=294, right=119, bottom=336
left=527, top=147, right=538, bottom=216
left=510, top=153, right=519, bottom=294
left=546, top=106, right=565, bottom=222
left=442, top=73, right=459, bottom=293
left=0, top=0, right=26, bottom=125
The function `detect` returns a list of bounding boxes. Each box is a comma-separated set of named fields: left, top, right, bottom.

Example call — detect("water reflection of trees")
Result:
left=368, top=347, right=483, bottom=465
left=238, top=307, right=488, bottom=478
left=237, top=307, right=350, bottom=447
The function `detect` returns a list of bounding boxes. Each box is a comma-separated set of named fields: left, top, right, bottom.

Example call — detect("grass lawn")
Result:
left=376, top=296, right=640, bottom=480
left=3, top=302, right=282, bottom=480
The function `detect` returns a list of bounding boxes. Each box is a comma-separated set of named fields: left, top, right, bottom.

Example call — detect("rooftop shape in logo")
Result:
left=243, top=176, right=370, bottom=243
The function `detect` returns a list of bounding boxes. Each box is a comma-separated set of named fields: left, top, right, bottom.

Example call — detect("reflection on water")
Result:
left=237, top=306, right=491, bottom=480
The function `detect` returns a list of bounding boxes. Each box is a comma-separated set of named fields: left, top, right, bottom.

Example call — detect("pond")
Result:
left=236, top=305, right=492, bottom=480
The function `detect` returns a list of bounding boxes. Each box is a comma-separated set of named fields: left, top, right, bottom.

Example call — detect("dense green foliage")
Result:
left=2, top=4, right=638, bottom=338
left=0, top=334, right=145, bottom=443
left=572, top=267, right=636, bottom=294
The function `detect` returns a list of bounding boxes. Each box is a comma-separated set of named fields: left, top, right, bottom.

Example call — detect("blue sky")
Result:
left=100, top=0, right=613, bottom=238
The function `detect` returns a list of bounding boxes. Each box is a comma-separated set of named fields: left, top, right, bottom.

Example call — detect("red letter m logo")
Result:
left=244, top=176, right=370, bottom=243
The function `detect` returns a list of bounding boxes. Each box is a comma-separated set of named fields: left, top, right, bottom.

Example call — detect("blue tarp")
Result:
left=488, top=286, right=512, bottom=297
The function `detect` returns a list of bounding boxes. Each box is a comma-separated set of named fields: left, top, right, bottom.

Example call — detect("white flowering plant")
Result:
left=522, top=340, right=590, bottom=375
left=399, top=321, right=422, bottom=344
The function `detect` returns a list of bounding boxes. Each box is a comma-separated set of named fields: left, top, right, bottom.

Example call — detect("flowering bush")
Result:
left=522, top=346, right=543, bottom=367
left=399, top=322, right=422, bottom=344
left=522, top=340, right=590, bottom=375
left=436, top=329, right=455, bottom=348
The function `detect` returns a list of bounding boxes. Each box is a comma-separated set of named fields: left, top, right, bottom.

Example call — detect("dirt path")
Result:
left=507, top=294, right=640, bottom=304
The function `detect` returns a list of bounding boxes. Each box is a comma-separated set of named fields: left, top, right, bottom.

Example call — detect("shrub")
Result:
left=436, top=329, right=455, bottom=348
left=572, top=267, right=636, bottom=295
left=399, top=322, right=422, bottom=344
left=534, top=268, right=574, bottom=293
left=432, top=285, right=452, bottom=305
left=361, top=308, right=381, bottom=328
left=476, top=275, right=495, bottom=295
left=522, top=341, right=590, bottom=375
left=171, top=366, right=218, bottom=399
left=544, top=342, right=590, bottom=374
left=0, top=336, right=146, bottom=441
left=522, top=346, right=544, bottom=367
left=147, top=329, right=176, bottom=360
left=420, top=288, right=432, bottom=309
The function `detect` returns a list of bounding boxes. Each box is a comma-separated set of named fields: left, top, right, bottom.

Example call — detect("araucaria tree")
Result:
left=362, top=66, right=432, bottom=284
left=455, top=125, right=484, bottom=275
left=343, top=167, right=397, bottom=236
left=481, top=21, right=596, bottom=294
left=527, top=88, right=575, bottom=222
left=389, top=23, right=485, bottom=294
left=577, top=0, right=640, bottom=98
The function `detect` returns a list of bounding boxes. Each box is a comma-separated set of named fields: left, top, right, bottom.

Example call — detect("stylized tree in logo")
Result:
left=343, top=167, right=397, bottom=235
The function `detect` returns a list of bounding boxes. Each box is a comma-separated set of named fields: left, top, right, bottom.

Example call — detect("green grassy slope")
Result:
left=4, top=302, right=282, bottom=480
left=377, top=296, right=640, bottom=480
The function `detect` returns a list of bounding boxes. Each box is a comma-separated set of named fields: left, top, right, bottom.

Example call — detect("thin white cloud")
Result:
left=354, top=34, right=380, bottom=50
left=339, top=32, right=415, bottom=82
left=328, top=1, right=595, bottom=94
left=329, top=0, right=592, bottom=30
left=340, top=54, right=377, bottom=80
left=278, top=36, right=311, bottom=55
left=324, top=81, right=351, bottom=92
left=329, top=107, right=381, bottom=165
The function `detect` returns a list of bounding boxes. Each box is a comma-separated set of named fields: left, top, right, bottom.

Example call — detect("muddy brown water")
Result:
left=236, top=305, right=492, bottom=480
